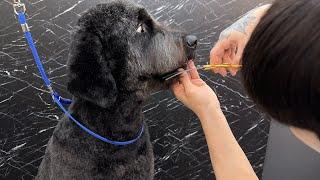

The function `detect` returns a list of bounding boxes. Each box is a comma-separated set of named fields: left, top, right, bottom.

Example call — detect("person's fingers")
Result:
left=230, top=55, right=239, bottom=76
left=229, top=41, right=237, bottom=60
left=219, top=64, right=228, bottom=77
left=210, top=42, right=223, bottom=74
left=188, top=61, right=200, bottom=79
left=210, top=40, right=229, bottom=75
left=179, top=69, right=193, bottom=89
left=229, top=69, right=237, bottom=76
left=229, top=42, right=245, bottom=76
left=228, top=42, right=238, bottom=76
left=235, top=41, right=245, bottom=63
left=222, top=49, right=234, bottom=77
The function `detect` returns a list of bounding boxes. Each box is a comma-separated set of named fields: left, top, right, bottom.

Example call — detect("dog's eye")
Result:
left=136, top=24, right=146, bottom=33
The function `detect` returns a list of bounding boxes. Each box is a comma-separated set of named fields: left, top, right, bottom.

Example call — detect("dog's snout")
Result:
left=185, top=35, right=198, bottom=47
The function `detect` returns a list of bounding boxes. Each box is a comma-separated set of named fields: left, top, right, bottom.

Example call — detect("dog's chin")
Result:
left=151, top=63, right=190, bottom=90
left=142, top=58, right=195, bottom=92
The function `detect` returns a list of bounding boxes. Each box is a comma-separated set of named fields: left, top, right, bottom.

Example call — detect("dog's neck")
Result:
left=69, top=92, right=145, bottom=141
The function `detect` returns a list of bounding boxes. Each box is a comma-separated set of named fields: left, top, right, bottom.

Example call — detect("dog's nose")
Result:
left=185, top=35, right=198, bottom=47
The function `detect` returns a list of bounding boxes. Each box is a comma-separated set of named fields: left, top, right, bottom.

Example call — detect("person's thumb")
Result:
left=178, top=70, right=193, bottom=89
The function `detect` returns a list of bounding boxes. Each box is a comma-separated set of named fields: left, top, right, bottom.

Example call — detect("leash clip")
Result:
left=13, top=0, right=26, bottom=15
left=47, top=85, right=55, bottom=100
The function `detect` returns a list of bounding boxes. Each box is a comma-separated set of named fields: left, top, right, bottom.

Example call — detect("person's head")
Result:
left=242, top=0, right=320, bottom=138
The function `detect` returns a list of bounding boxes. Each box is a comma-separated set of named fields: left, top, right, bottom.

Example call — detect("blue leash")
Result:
left=13, top=2, right=144, bottom=146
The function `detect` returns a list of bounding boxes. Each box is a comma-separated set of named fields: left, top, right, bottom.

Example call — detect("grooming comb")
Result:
left=162, top=63, right=242, bottom=81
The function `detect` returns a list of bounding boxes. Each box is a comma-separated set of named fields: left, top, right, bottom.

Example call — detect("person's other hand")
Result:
left=210, top=29, right=248, bottom=76
left=171, top=61, right=221, bottom=116
left=210, top=4, right=271, bottom=76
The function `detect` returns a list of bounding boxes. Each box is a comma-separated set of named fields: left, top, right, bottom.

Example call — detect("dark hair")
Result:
left=241, top=0, right=320, bottom=138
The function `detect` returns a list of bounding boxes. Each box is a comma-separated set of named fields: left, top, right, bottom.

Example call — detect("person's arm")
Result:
left=210, top=4, right=271, bottom=76
left=198, top=105, right=258, bottom=180
left=171, top=61, right=258, bottom=180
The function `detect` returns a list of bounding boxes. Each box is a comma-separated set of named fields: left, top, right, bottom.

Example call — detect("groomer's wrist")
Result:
left=196, top=103, right=223, bottom=122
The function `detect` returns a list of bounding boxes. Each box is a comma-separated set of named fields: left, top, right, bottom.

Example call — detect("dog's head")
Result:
left=67, top=1, right=197, bottom=108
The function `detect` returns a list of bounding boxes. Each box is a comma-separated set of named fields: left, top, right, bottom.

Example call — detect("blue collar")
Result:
left=14, top=4, right=144, bottom=146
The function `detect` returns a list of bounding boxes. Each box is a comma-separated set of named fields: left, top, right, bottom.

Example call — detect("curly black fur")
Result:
left=36, top=1, right=196, bottom=179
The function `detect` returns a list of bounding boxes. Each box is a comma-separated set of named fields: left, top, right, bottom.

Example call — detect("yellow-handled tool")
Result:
left=197, top=63, right=242, bottom=71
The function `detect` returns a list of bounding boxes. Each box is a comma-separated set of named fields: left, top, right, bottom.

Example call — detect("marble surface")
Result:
left=0, top=0, right=271, bottom=179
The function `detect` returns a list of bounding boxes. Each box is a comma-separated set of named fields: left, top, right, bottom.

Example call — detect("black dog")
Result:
left=36, top=1, right=197, bottom=179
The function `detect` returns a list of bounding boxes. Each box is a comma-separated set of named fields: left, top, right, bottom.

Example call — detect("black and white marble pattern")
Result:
left=0, top=0, right=271, bottom=179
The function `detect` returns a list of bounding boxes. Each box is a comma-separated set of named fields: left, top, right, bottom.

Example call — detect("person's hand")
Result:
left=210, top=28, right=249, bottom=76
left=210, top=4, right=271, bottom=76
left=171, top=61, right=221, bottom=116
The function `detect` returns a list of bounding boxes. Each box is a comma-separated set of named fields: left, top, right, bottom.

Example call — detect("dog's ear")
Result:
left=67, top=30, right=117, bottom=108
